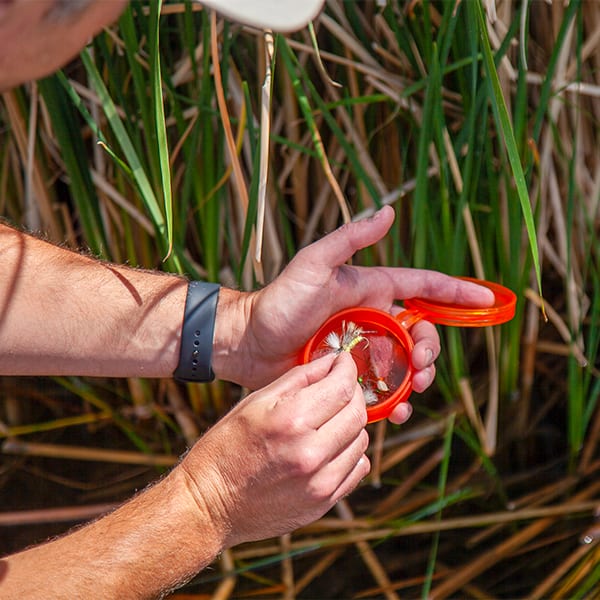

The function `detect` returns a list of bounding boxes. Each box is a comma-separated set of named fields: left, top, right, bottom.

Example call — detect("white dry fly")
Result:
left=325, top=321, right=385, bottom=407
left=324, top=321, right=370, bottom=355
left=376, top=378, right=389, bottom=392
left=362, top=385, right=379, bottom=406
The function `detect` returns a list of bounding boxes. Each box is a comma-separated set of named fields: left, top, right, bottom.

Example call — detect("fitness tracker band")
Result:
left=173, top=281, right=221, bottom=383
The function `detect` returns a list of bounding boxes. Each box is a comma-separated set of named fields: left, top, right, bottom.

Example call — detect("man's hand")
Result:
left=180, top=351, right=369, bottom=547
left=212, top=206, right=494, bottom=423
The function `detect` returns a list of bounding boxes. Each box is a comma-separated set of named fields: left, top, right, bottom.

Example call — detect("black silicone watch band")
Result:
left=173, top=281, right=221, bottom=383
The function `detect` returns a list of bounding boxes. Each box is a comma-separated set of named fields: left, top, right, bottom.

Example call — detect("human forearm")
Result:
left=0, top=468, right=224, bottom=599
left=0, top=224, right=187, bottom=378
left=1, top=354, right=370, bottom=599
left=0, top=0, right=128, bottom=91
left=0, top=224, right=269, bottom=384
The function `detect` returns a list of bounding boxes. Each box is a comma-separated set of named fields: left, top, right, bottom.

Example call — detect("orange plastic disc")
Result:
left=301, top=278, right=516, bottom=423
left=301, top=307, right=415, bottom=424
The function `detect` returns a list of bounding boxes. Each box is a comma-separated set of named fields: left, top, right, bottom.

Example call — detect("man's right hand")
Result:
left=179, top=351, right=370, bottom=548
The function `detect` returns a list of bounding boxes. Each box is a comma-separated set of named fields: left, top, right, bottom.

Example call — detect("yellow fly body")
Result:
left=325, top=321, right=369, bottom=354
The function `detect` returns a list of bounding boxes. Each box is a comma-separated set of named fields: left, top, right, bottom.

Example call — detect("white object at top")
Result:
left=197, top=0, right=326, bottom=32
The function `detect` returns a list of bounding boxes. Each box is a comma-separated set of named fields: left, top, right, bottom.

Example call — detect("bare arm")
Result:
left=0, top=468, right=223, bottom=599
left=0, top=224, right=188, bottom=378
left=1, top=353, right=369, bottom=599
left=0, top=208, right=494, bottom=408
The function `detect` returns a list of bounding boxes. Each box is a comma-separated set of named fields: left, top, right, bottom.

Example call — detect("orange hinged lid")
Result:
left=403, top=277, right=516, bottom=327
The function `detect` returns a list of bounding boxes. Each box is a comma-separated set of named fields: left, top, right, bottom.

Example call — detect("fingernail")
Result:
left=425, top=349, right=434, bottom=366
left=370, top=206, right=388, bottom=220
left=398, top=402, right=413, bottom=423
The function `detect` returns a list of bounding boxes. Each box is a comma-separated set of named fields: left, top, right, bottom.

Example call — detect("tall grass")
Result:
left=1, top=1, right=600, bottom=597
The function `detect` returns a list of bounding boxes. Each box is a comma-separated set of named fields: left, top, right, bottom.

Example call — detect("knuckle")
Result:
left=280, top=411, right=306, bottom=437
left=306, top=475, right=337, bottom=502
left=349, top=393, right=368, bottom=428
left=335, top=372, right=358, bottom=404
left=291, top=445, right=323, bottom=476
left=346, top=407, right=366, bottom=435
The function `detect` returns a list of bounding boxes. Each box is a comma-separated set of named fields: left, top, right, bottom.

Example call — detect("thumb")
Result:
left=300, top=206, right=394, bottom=269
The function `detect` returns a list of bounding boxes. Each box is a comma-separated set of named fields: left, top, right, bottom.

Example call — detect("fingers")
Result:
left=186, top=353, right=370, bottom=547
left=322, top=447, right=371, bottom=504
left=285, top=352, right=361, bottom=430
left=254, top=351, right=337, bottom=403
left=308, top=368, right=370, bottom=499
left=297, top=206, right=394, bottom=271
left=390, top=269, right=496, bottom=307
left=316, top=369, right=367, bottom=439
left=388, top=401, right=413, bottom=425
left=384, top=313, right=434, bottom=411
left=393, top=313, right=439, bottom=394
left=411, top=364, right=436, bottom=393
left=269, top=352, right=370, bottom=506
left=288, top=351, right=339, bottom=388
left=410, top=319, right=441, bottom=370
left=307, top=426, right=370, bottom=504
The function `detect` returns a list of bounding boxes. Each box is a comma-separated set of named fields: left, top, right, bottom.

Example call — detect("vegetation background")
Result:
left=1, top=0, right=600, bottom=597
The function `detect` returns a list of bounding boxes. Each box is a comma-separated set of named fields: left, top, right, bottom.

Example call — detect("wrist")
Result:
left=210, top=287, right=256, bottom=385
left=3, top=462, right=227, bottom=599
left=167, top=466, right=228, bottom=557
left=106, top=466, right=227, bottom=594
left=176, top=452, right=234, bottom=551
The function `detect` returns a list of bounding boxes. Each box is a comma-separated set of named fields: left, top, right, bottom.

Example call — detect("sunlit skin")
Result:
left=0, top=0, right=128, bottom=91
left=0, top=0, right=483, bottom=426
left=0, top=2, right=496, bottom=426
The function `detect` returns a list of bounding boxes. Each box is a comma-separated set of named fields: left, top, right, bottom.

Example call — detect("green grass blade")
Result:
left=37, top=76, right=106, bottom=255
left=474, top=0, right=544, bottom=312
left=149, top=0, right=174, bottom=261
left=80, top=49, right=168, bottom=256
left=277, top=38, right=380, bottom=211
left=422, top=413, right=455, bottom=599
left=413, top=43, right=441, bottom=268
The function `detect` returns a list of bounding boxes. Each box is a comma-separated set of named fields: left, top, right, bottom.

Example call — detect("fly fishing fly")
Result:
left=324, top=321, right=370, bottom=354
left=319, top=320, right=403, bottom=408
